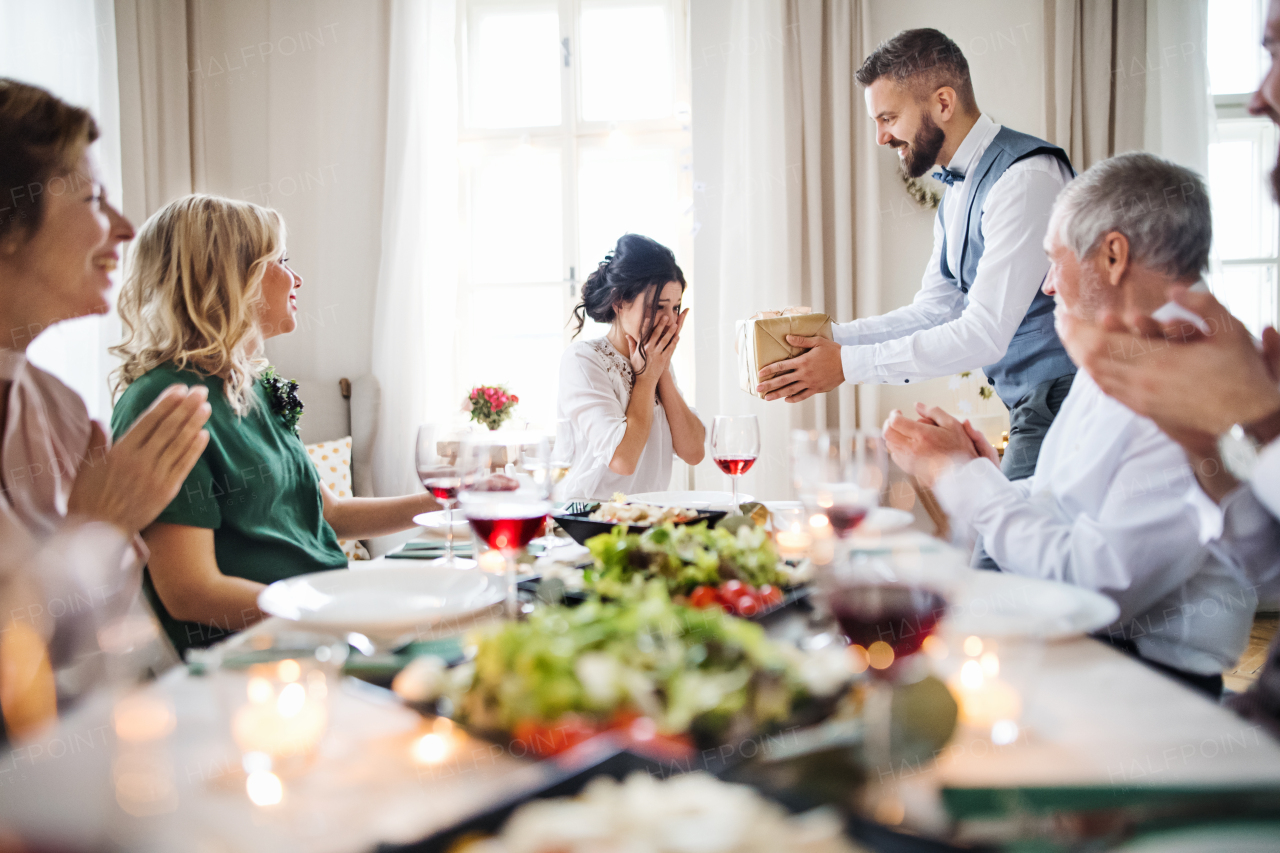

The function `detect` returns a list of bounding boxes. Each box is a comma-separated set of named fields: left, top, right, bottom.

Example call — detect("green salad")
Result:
left=583, top=522, right=784, bottom=599
left=451, top=583, right=823, bottom=743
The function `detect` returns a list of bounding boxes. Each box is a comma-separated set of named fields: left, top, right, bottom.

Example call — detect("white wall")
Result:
left=187, top=0, right=390, bottom=385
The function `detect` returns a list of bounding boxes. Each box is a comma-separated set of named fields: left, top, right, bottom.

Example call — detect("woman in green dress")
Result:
left=110, top=194, right=440, bottom=654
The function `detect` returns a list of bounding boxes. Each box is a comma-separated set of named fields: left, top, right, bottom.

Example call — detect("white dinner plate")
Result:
left=943, top=569, right=1120, bottom=640
left=857, top=507, right=915, bottom=533
left=626, top=490, right=755, bottom=510
left=258, top=565, right=504, bottom=647
left=412, top=510, right=471, bottom=535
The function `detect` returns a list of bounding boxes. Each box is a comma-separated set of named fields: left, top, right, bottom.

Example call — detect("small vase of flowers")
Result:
left=467, top=385, right=519, bottom=431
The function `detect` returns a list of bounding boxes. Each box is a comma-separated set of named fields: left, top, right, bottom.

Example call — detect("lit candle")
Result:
left=946, top=639, right=1022, bottom=739
left=231, top=661, right=329, bottom=763
left=775, top=529, right=812, bottom=560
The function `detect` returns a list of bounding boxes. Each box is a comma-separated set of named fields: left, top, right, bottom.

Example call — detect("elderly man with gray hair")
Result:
left=883, top=152, right=1254, bottom=697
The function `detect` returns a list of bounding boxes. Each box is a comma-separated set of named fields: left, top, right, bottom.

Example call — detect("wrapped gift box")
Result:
left=735, top=308, right=833, bottom=398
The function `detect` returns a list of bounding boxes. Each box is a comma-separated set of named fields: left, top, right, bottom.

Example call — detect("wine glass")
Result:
left=710, top=415, right=760, bottom=514
left=550, top=418, right=574, bottom=501
left=820, top=552, right=951, bottom=782
left=415, top=425, right=476, bottom=569
left=792, top=430, right=887, bottom=539
left=530, top=420, right=575, bottom=549
left=457, top=432, right=551, bottom=617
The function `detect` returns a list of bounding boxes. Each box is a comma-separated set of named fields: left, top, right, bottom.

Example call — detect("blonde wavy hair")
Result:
left=111, top=194, right=285, bottom=415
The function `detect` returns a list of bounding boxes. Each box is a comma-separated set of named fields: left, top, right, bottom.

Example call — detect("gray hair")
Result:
left=1049, top=152, right=1211, bottom=280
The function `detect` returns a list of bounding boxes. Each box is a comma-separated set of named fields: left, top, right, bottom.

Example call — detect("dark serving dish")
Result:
left=550, top=507, right=727, bottom=546
left=518, top=577, right=812, bottom=625
left=377, top=737, right=980, bottom=853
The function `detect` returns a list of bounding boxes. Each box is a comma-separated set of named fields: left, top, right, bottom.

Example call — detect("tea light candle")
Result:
left=231, top=662, right=329, bottom=761
left=947, top=638, right=1022, bottom=739
left=775, top=529, right=812, bottom=560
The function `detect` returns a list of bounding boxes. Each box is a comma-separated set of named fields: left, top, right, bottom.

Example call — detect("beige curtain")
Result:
left=114, top=0, right=194, bottom=228
left=781, top=0, right=868, bottom=431
left=1045, top=0, right=1147, bottom=170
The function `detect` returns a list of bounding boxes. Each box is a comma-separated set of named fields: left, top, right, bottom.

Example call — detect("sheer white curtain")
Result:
left=694, top=0, right=796, bottom=500
left=0, top=0, right=123, bottom=420
left=1143, top=0, right=1211, bottom=177
left=695, top=0, right=870, bottom=501
left=369, top=0, right=460, bottom=497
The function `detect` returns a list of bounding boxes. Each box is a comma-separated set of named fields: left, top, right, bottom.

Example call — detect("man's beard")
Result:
left=894, top=114, right=947, bottom=179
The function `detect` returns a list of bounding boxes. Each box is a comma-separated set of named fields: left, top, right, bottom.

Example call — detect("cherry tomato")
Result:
left=690, top=585, right=720, bottom=609
left=758, top=584, right=784, bottom=607
left=514, top=716, right=600, bottom=757
left=720, top=580, right=747, bottom=598
left=735, top=594, right=760, bottom=617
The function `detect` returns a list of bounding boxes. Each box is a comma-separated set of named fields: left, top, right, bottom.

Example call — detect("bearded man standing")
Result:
left=758, top=28, right=1077, bottom=485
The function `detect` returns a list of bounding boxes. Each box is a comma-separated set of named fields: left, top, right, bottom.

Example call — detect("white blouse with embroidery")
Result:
left=556, top=337, right=690, bottom=501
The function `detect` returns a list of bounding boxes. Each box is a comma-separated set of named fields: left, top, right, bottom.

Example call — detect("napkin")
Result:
left=735, top=308, right=833, bottom=398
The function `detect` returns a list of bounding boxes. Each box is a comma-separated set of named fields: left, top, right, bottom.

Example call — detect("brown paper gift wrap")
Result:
left=735, top=308, right=833, bottom=398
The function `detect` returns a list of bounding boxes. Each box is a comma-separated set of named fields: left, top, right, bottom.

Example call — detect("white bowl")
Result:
left=258, top=565, right=504, bottom=648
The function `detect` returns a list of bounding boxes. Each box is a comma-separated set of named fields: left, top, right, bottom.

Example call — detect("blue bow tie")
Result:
left=935, top=166, right=964, bottom=186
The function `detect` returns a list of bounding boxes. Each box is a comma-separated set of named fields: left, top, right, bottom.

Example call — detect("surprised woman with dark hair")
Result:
left=557, top=234, right=705, bottom=501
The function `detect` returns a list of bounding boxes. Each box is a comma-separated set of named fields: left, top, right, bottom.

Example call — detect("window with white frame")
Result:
left=1207, top=0, right=1278, bottom=336
left=457, top=0, right=694, bottom=430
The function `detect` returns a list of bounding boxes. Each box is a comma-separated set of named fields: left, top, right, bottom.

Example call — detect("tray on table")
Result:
left=377, top=736, right=979, bottom=853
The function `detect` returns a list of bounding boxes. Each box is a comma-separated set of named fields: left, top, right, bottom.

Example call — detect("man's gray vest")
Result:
left=939, top=126, right=1078, bottom=410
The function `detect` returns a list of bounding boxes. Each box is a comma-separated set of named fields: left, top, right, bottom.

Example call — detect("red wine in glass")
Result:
left=465, top=503, right=550, bottom=551
left=829, top=583, right=947, bottom=660
left=714, top=456, right=757, bottom=476
left=422, top=476, right=460, bottom=502
left=826, top=503, right=868, bottom=537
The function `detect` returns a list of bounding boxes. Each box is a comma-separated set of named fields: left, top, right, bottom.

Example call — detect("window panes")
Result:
left=580, top=0, right=674, bottom=121
left=578, top=143, right=681, bottom=273
left=468, top=145, right=563, bottom=284
left=1212, top=265, right=1277, bottom=337
left=467, top=284, right=565, bottom=427
left=457, top=0, right=691, bottom=432
left=1208, top=0, right=1267, bottom=95
left=466, top=2, right=562, bottom=128
left=1208, top=119, right=1279, bottom=261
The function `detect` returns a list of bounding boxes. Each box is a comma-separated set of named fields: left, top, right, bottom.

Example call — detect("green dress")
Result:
left=110, top=363, right=347, bottom=655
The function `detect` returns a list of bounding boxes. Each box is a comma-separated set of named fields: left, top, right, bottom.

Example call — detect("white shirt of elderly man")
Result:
left=886, top=152, right=1255, bottom=695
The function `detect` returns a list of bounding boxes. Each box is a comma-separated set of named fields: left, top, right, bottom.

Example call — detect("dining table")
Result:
left=3, top=526, right=1279, bottom=852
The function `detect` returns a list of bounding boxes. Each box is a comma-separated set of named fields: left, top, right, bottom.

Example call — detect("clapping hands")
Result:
left=67, top=384, right=211, bottom=536
left=883, top=402, right=997, bottom=488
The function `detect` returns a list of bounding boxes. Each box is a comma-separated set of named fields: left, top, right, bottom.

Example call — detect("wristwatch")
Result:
left=1219, top=405, right=1280, bottom=480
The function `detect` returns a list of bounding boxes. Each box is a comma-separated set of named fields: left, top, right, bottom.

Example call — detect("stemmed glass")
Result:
left=530, top=420, right=574, bottom=549
left=792, top=430, right=887, bottom=539
left=457, top=432, right=552, bottom=617
left=820, top=553, right=951, bottom=779
left=710, top=415, right=760, bottom=514
left=415, top=425, right=476, bottom=569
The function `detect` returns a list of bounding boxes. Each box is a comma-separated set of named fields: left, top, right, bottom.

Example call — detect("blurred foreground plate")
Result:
left=412, top=510, right=471, bottom=535
left=627, top=490, right=755, bottom=510
left=944, top=569, right=1119, bottom=640
left=259, top=565, right=504, bottom=647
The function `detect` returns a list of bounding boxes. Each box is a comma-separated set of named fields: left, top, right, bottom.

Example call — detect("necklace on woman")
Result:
left=260, top=366, right=303, bottom=435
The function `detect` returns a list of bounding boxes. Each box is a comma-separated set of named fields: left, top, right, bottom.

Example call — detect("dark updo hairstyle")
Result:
left=0, top=78, right=99, bottom=246
left=571, top=233, right=685, bottom=376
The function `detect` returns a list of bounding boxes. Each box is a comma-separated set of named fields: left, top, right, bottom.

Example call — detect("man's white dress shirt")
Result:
left=932, top=371, right=1254, bottom=676
left=835, top=114, right=1073, bottom=387
left=1188, top=440, right=1280, bottom=600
